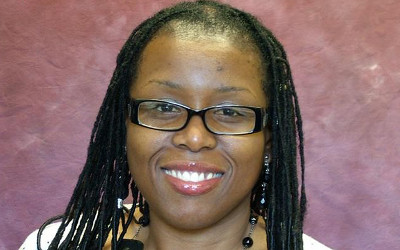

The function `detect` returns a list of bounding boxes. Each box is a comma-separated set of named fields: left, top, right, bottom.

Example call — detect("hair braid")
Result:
left=230, top=8, right=306, bottom=248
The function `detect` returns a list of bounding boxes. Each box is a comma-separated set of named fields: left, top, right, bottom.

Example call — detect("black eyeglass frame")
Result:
left=128, top=99, right=268, bottom=135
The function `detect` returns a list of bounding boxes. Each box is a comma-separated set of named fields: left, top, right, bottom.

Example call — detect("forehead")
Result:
left=131, top=34, right=267, bottom=107
left=157, top=19, right=261, bottom=52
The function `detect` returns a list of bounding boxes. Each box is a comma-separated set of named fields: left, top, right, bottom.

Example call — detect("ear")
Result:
left=264, top=128, right=272, bottom=157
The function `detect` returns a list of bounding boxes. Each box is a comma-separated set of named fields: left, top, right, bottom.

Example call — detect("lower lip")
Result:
left=164, top=174, right=222, bottom=196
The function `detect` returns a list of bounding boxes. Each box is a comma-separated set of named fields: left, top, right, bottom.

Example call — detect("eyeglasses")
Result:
left=128, top=99, right=268, bottom=135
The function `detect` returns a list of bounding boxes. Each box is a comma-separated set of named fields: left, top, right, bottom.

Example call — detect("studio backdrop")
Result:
left=1, top=0, right=399, bottom=249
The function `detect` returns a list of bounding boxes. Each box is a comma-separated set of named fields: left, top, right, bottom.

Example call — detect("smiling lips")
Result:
left=161, top=163, right=224, bottom=196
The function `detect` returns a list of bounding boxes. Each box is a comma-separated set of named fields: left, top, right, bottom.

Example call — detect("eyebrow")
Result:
left=148, top=80, right=183, bottom=89
left=148, top=79, right=250, bottom=93
left=215, top=86, right=249, bottom=93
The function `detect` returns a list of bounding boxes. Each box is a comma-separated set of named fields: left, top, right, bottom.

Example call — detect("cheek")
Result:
left=126, top=124, right=166, bottom=177
left=225, top=133, right=265, bottom=181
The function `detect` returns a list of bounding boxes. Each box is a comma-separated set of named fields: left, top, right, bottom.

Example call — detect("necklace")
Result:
left=119, top=214, right=258, bottom=250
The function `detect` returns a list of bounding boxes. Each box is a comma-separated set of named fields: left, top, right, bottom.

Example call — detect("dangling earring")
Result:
left=259, top=154, right=270, bottom=209
left=138, top=193, right=150, bottom=227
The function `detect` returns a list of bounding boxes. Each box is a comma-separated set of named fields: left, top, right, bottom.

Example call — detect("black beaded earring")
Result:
left=242, top=213, right=258, bottom=249
left=137, top=193, right=150, bottom=227
left=139, top=201, right=150, bottom=226
left=254, top=154, right=270, bottom=213
left=261, top=154, right=270, bottom=206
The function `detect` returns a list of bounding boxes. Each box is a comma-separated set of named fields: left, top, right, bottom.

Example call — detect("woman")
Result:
left=21, top=0, right=307, bottom=249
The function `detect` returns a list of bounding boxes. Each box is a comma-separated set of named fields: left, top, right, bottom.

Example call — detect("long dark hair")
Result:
left=42, top=1, right=306, bottom=249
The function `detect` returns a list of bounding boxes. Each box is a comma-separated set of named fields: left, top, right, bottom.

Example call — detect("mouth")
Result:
left=160, top=162, right=225, bottom=196
left=162, top=169, right=223, bottom=182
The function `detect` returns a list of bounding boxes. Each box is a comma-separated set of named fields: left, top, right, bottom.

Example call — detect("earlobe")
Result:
left=264, top=128, right=272, bottom=156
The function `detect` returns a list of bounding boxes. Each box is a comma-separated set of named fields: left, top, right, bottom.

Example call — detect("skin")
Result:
left=124, top=33, right=268, bottom=250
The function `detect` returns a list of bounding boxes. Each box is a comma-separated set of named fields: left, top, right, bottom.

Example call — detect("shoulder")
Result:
left=253, top=217, right=332, bottom=250
left=20, top=205, right=137, bottom=250
left=303, top=234, right=332, bottom=250
left=19, top=222, right=62, bottom=250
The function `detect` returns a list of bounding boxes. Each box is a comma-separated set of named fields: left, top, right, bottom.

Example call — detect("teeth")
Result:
left=199, top=173, right=205, bottom=181
left=191, top=172, right=199, bottom=182
left=182, top=171, right=190, bottom=181
left=164, top=169, right=222, bottom=182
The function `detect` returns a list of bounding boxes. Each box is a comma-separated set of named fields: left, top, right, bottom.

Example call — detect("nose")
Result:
left=172, top=115, right=217, bottom=152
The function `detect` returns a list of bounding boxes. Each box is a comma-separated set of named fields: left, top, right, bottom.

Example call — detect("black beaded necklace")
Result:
left=118, top=214, right=258, bottom=250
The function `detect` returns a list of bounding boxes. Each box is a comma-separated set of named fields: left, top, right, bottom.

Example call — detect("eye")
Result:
left=154, top=103, right=181, bottom=113
left=214, top=107, right=244, bottom=117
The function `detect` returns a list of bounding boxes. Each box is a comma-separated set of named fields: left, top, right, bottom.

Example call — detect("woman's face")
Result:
left=126, top=33, right=267, bottom=230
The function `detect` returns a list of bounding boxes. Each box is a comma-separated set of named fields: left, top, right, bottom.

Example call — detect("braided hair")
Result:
left=40, top=1, right=306, bottom=249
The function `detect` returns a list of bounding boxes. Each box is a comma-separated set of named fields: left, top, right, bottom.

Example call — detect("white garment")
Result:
left=20, top=221, right=332, bottom=250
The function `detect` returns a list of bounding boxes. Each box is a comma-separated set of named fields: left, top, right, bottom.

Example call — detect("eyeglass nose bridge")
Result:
left=179, top=107, right=215, bottom=134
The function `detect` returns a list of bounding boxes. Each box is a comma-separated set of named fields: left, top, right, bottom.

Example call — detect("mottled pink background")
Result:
left=1, top=0, right=399, bottom=249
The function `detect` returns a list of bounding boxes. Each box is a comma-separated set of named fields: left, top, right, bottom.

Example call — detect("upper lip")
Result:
left=160, top=161, right=225, bottom=174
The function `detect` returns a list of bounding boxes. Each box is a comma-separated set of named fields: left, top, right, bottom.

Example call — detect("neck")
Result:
left=143, top=203, right=252, bottom=250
